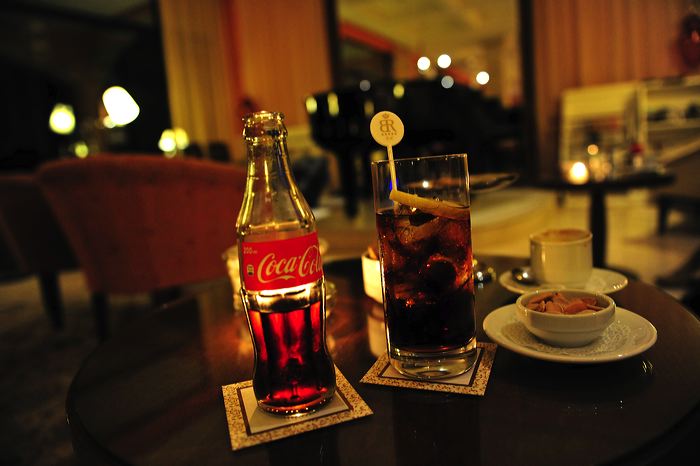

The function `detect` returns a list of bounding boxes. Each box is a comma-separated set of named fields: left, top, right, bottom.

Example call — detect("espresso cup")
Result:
left=529, top=228, right=593, bottom=287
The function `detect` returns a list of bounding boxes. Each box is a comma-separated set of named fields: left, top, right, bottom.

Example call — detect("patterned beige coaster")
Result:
left=360, top=342, right=497, bottom=395
left=222, top=369, right=372, bottom=451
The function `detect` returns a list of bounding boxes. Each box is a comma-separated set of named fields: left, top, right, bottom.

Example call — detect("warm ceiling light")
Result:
left=476, top=71, right=490, bottom=85
left=102, top=116, right=116, bottom=129
left=48, top=103, right=75, bottom=135
left=102, top=86, right=140, bottom=126
left=305, top=96, right=318, bottom=114
left=158, top=129, right=176, bottom=154
left=417, top=56, right=431, bottom=71
left=393, top=83, right=405, bottom=99
left=327, top=92, right=339, bottom=117
left=440, top=75, right=455, bottom=89
left=567, top=161, right=589, bottom=184
left=363, top=99, right=374, bottom=117
left=437, top=54, right=451, bottom=69
left=587, top=144, right=599, bottom=156
left=73, top=141, right=89, bottom=158
left=359, top=80, right=371, bottom=91
left=173, top=127, right=189, bottom=150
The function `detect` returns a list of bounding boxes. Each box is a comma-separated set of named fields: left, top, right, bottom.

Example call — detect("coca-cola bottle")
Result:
left=236, top=111, right=336, bottom=415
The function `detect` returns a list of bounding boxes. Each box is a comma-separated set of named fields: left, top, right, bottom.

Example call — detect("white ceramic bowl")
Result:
left=515, top=289, right=615, bottom=347
left=361, top=253, right=383, bottom=303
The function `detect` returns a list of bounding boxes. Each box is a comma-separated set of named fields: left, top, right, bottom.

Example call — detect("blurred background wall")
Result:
left=532, top=0, right=692, bottom=177
left=0, top=0, right=697, bottom=175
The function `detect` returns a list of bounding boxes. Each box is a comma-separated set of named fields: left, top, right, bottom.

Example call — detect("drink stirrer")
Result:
left=369, top=111, right=468, bottom=219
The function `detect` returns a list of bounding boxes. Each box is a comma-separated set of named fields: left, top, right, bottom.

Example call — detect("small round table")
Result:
left=538, top=170, right=675, bottom=269
left=67, top=257, right=700, bottom=465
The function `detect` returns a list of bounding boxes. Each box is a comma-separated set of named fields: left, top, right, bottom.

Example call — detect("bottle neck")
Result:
left=238, top=135, right=315, bottom=239
left=245, top=137, right=295, bottom=194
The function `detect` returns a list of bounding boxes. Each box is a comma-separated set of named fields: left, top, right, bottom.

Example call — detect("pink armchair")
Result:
left=38, top=155, right=246, bottom=339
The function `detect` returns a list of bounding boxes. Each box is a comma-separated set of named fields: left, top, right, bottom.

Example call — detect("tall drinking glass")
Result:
left=372, top=154, right=477, bottom=379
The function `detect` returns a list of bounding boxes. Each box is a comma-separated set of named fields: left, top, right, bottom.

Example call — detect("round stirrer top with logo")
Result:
left=370, top=111, right=468, bottom=219
left=370, top=111, right=403, bottom=191
left=370, top=111, right=404, bottom=148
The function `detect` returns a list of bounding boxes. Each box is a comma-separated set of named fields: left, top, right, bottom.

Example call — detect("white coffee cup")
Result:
left=529, top=228, right=593, bottom=287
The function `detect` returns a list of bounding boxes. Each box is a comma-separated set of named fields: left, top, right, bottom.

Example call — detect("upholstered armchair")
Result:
left=37, top=155, right=246, bottom=339
left=0, top=174, right=78, bottom=328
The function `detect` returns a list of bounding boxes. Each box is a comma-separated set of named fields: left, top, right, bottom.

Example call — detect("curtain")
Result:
left=159, top=0, right=241, bottom=161
left=159, top=0, right=333, bottom=160
left=232, top=0, right=332, bottom=126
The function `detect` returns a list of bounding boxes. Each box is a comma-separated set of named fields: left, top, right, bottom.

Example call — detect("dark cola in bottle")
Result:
left=236, top=111, right=335, bottom=415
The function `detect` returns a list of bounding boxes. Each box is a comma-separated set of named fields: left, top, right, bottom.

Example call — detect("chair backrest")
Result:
left=0, top=174, right=77, bottom=273
left=37, top=155, right=246, bottom=294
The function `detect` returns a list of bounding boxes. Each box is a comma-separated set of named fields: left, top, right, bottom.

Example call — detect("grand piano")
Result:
left=307, top=78, right=522, bottom=217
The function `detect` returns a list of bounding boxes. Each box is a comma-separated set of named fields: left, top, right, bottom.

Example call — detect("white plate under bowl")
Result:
left=499, top=267, right=628, bottom=295
left=483, top=304, right=656, bottom=364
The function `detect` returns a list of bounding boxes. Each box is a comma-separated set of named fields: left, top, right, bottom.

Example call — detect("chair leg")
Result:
left=90, top=292, right=109, bottom=341
left=38, top=272, right=64, bottom=329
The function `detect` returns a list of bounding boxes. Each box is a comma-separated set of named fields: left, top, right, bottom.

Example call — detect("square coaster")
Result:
left=222, top=368, right=372, bottom=451
left=360, top=342, right=497, bottom=396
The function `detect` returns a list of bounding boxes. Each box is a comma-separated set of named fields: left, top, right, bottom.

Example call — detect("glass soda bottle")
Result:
left=235, top=111, right=336, bottom=415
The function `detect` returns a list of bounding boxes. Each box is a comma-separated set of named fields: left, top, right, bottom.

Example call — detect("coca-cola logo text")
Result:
left=241, top=233, right=324, bottom=291
left=255, top=245, right=321, bottom=284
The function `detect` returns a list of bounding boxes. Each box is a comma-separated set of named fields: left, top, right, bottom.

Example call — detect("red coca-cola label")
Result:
left=241, top=232, right=323, bottom=291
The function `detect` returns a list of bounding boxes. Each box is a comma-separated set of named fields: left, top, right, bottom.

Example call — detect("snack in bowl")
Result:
left=515, top=289, right=615, bottom=347
left=524, top=291, right=605, bottom=314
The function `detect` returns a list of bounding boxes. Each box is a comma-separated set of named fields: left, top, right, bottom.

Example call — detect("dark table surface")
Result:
left=67, top=256, right=700, bottom=466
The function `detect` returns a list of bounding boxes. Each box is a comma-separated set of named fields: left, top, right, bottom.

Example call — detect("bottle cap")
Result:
left=243, top=111, right=287, bottom=142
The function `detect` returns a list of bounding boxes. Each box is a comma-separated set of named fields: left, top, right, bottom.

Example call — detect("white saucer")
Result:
left=483, top=305, right=657, bottom=364
left=499, top=267, right=628, bottom=295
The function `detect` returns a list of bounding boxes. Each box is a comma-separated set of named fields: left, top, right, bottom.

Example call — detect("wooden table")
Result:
left=67, top=256, right=700, bottom=465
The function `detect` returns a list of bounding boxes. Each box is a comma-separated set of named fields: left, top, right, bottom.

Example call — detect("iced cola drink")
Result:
left=372, top=154, right=477, bottom=379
